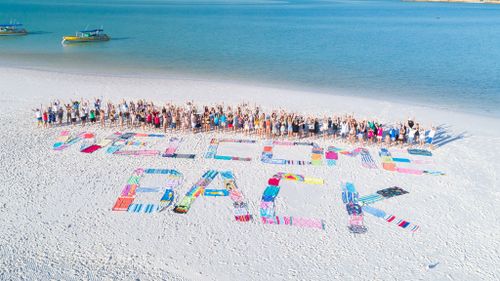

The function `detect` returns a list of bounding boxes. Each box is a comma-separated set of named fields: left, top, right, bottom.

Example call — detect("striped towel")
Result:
left=363, top=205, right=420, bottom=232
left=358, top=193, right=384, bottom=205
left=143, top=204, right=156, bottom=213
left=128, top=203, right=143, bottom=213
left=360, top=151, right=378, bottom=169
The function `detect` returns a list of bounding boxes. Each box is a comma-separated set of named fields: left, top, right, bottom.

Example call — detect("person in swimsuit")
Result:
left=376, top=124, right=384, bottom=145
left=427, top=126, right=436, bottom=149
left=33, top=108, right=42, bottom=127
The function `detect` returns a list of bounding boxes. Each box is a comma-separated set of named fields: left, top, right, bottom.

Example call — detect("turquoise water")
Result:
left=1, top=0, right=500, bottom=116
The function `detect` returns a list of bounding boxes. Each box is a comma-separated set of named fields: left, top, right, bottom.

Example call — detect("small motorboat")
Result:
left=0, top=23, right=28, bottom=36
left=61, top=28, right=110, bottom=44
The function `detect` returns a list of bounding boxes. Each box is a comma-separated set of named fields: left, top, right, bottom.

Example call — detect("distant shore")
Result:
left=406, top=0, right=500, bottom=4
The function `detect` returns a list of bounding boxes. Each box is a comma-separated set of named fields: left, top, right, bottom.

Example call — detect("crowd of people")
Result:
left=33, top=98, right=437, bottom=148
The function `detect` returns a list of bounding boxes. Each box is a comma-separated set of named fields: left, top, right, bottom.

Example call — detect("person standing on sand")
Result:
left=33, top=108, right=42, bottom=128
left=398, top=125, right=405, bottom=147
left=427, top=126, right=436, bottom=150
left=42, top=110, right=48, bottom=129
left=154, top=112, right=161, bottom=129
left=79, top=105, right=87, bottom=127
left=70, top=108, right=77, bottom=127
left=408, top=126, right=416, bottom=146
left=377, top=124, right=384, bottom=145
left=357, top=120, right=366, bottom=145
left=94, top=98, right=101, bottom=119
left=414, top=123, right=420, bottom=146
left=331, top=117, right=338, bottom=140
left=389, top=126, right=397, bottom=146
left=47, top=107, right=53, bottom=128
left=100, top=108, right=106, bottom=127
left=57, top=106, right=64, bottom=126
left=419, top=126, right=426, bottom=147
left=65, top=103, right=72, bottom=124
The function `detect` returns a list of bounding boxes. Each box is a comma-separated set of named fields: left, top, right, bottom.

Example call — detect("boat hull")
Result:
left=0, top=31, right=28, bottom=36
left=61, top=35, right=110, bottom=44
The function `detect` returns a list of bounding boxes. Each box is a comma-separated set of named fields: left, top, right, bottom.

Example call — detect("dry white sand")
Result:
left=0, top=67, right=499, bottom=280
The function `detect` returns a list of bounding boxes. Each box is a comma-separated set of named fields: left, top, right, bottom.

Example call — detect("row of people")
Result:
left=33, top=99, right=436, bottom=148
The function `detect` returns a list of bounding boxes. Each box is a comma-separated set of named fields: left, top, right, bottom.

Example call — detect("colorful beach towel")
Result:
left=380, top=148, right=444, bottom=176
left=341, top=182, right=367, bottom=234
left=408, top=148, right=432, bottom=157
left=261, top=141, right=323, bottom=166
left=162, top=137, right=197, bottom=159
left=113, top=168, right=183, bottom=214
left=328, top=147, right=377, bottom=169
left=363, top=205, right=419, bottom=232
left=260, top=173, right=325, bottom=230
left=205, top=138, right=256, bottom=161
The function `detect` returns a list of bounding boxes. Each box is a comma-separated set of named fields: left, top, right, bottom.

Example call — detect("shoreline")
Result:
left=2, top=65, right=499, bottom=138
left=405, top=0, right=500, bottom=4
left=2, top=62, right=499, bottom=119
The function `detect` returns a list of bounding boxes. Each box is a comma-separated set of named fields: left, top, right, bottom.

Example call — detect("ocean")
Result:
left=1, top=0, right=500, bottom=116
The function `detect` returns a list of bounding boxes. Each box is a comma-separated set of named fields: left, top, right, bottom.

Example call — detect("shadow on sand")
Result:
left=433, top=124, right=468, bottom=148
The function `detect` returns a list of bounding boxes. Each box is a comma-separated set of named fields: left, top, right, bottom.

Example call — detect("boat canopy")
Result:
left=79, top=29, right=103, bottom=33
left=0, top=23, right=23, bottom=27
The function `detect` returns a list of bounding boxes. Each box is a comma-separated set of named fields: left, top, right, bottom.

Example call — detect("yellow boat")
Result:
left=61, top=29, right=110, bottom=44
left=0, top=23, right=28, bottom=36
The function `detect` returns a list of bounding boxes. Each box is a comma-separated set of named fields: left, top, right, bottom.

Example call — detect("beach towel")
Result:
left=120, top=132, right=135, bottom=140
left=423, top=170, right=445, bottom=176
left=206, top=139, right=255, bottom=161
left=112, top=196, right=135, bottom=211
left=376, top=186, right=408, bottom=198
left=291, top=217, right=325, bottom=230
left=363, top=205, right=419, bottom=232
left=163, top=137, right=180, bottom=156
left=114, top=150, right=159, bottom=156
left=136, top=187, right=161, bottom=193
left=260, top=201, right=276, bottom=217
left=346, top=202, right=363, bottom=215
left=106, top=145, right=123, bottom=154
left=54, top=132, right=88, bottom=151
left=234, top=202, right=251, bottom=222
left=80, top=144, right=102, bottom=154
left=362, top=205, right=386, bottom=218
left=144, top=204, right=156, bottom=213
left=341, top=182, right=367, bottom=234
left=162, top=137, right=196, bottom=158
left=128, top=203, right=143, bottom=213
left=392, top=157, right=411, bottom=163
left=268, top=177, right=280, bottom=186
left=358, top=193, right=384, bottom=205
left=173, top=196, right=195, bottom=213
left=347, top=215, right=368, bottom=234
left=53, top=131, right=70, bottom=150
left=396, top=167, right=424, bottom=175
left=214, top=155, right=232, bottom=160
left=204, top=189, right=229, bottom=196
left=262, top=186, right=280, bottom=201
left=325, top=147, right=339, bottom=167
left=172, top=153, right=196, bottom=159
left=261, top=173, right=325, bottom=230
left=408, top=148, right=432, bottom=157
left=95, top=132, right=121, bottom=148
left=360, top=150, right=378, bottom=169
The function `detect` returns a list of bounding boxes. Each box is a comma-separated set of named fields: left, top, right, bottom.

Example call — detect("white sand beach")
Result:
left=0, top=66, right=499, bottom=280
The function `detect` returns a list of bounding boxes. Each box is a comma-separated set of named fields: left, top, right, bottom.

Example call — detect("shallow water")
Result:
left=1, top=0, right=500, bottom=116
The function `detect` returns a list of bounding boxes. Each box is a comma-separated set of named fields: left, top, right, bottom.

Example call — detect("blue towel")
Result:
left=362, top=205, right=386, bottom=218
left=392, top=157, right=411, bottom=163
